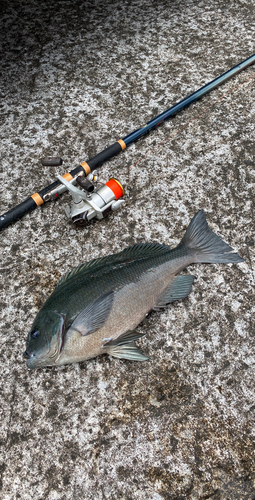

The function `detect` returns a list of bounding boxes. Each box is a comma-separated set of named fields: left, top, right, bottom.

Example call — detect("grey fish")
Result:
left=24, top=210, right=244, bottom=369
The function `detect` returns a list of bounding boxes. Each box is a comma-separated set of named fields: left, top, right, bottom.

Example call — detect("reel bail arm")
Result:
left=57, top=173, right=125, bottom=227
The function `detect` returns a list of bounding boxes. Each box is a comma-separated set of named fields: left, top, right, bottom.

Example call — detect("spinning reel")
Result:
left=57, top=172, right=125, bottom=227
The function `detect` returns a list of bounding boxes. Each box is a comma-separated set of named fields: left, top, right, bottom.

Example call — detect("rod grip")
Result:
left=0, top=197, right=37, bottom=230
left=87, top=141, right=123, bottom=171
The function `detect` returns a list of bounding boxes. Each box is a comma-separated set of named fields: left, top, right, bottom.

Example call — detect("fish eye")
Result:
left=31, top=330, right=39, bottom=339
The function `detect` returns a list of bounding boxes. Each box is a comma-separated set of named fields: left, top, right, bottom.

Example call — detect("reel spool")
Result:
left=57, top=172, right=125, bottom=227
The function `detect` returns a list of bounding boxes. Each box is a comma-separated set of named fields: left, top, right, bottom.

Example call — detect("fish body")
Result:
left=24, top=210, right=244, bottom=369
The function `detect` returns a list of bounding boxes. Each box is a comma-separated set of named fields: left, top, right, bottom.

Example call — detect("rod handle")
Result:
left=86, top=141, right=125, bottom=171
left=0, top=197, right=38, bottom=230
left=0, top=165, right=87, bottom=231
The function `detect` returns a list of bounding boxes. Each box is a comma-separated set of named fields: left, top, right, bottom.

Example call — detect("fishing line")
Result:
left=126, top=70, right=255, bottom=179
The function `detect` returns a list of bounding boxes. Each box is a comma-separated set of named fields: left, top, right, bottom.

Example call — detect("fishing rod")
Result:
left=1, top=52, right=255, bottom=230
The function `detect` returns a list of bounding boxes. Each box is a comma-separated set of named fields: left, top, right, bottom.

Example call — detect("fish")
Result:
left=23, top=210, right=244, bottom=369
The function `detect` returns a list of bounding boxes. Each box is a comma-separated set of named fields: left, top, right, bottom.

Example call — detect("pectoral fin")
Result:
left=154, top=275, right=195, bottom=309
left=70, top=291, right=114, bottom=336
left=103, top=330, right=149, bottom=361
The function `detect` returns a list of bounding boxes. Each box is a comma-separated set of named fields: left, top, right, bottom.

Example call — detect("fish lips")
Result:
left=23, top=350, right=46, bottom=369
left=24, top=350, right=56, bottom=369
left=26, top=357, right=39, bottom=369
left=23, top=351, right=41, bottom=369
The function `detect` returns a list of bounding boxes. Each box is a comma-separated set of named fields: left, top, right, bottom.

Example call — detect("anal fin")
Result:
left=107, top=342, right=149, bottom=361
left=103, top=330, right=149, bottom=361
left=154, top=275, right=195, bottom=309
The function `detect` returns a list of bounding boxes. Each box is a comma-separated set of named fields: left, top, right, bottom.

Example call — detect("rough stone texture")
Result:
left=0, top=1, right=255, bottom=499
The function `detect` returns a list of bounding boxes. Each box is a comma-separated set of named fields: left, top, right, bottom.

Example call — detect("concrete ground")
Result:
left=0, top=1, right=255, bottom=499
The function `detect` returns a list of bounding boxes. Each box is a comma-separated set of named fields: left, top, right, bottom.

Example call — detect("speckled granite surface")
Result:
left=0, top=1, right=255, bottom=499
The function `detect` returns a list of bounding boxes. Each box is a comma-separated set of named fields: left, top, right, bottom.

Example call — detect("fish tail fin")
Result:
left=179, top=210, right=245, bottom=264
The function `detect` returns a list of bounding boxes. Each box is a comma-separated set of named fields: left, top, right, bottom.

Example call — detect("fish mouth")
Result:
left=23, top=343, right=56, bottom=369
left=25, top=355, right=41, bottom=369
left=24, top=351, right=49, bottom=369
left=25, top=351, right=58, bottom=369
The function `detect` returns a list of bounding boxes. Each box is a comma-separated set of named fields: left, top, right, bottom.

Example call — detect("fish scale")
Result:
left=24, top=210, right=244, bottom=369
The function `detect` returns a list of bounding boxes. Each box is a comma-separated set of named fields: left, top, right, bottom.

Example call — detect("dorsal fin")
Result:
left=56, top=242, right=170, bottom=288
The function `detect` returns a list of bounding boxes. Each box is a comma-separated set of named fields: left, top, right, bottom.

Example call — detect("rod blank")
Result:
left=123, top=53, right=255, bottom=145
